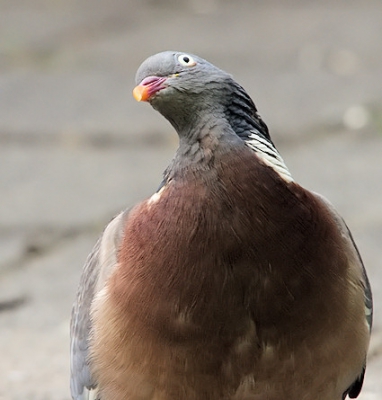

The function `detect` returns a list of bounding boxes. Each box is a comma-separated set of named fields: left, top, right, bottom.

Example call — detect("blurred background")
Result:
left=0, top=0, right=381, bottom=399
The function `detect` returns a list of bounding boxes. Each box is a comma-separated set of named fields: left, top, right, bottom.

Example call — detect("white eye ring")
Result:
left=177, top=54, right=196, bottom=67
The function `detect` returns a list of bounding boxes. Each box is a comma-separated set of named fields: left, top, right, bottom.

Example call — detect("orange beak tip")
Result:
left=133, top=85, right=147, bottom=102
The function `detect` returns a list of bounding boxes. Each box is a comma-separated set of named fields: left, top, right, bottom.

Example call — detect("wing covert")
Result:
left=313, top=193, right=372, bottom=399
left=70, top=211, right=128, bottom=400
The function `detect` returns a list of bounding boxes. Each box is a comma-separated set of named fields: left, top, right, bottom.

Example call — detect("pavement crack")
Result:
left=0, top=296, right=28, bottom=313
left=0, top=220, right=107, bottom=278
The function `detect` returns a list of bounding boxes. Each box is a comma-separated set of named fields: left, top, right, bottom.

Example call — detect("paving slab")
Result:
left=1, top=0, right=382, bottom=142
left=0, top=233, right=97, bottom=400
left=0, top=141, right=175, bottom=231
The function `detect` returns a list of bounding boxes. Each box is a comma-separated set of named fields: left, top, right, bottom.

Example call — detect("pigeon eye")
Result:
left=178, top=54, right=196, bottom=67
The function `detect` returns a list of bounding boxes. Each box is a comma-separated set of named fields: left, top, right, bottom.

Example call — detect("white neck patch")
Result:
left=245, top=131, right=293, bottom=183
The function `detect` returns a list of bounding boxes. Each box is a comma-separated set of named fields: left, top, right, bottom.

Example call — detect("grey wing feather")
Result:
left=342, top=224, right=372, bottom=399
left=313, top=192, right=373, bottom=329
left=343, top=225, right=373, bottom=331
left=70, top=211, right=128, bottom=400
left=70, top=238, right=101, bottom=399
left=313, top=193, right=372, bottom=399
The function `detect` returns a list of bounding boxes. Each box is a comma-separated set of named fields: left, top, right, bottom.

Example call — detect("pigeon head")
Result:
left=134, top=51, right=239, bottom=132
left=133, top=51, right=270, bottom=142
left=134, top=51, right=231, bottom=100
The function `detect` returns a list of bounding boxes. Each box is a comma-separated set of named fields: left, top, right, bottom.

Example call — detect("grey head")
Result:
left=133, top=51, right=270, bottom=142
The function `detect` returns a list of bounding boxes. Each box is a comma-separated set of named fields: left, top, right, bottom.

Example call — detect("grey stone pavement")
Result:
left=1, top=1, right=382, bottom=399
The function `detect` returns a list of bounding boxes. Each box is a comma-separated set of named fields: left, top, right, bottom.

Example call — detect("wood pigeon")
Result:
left=70, top=51, right=373, bottom=400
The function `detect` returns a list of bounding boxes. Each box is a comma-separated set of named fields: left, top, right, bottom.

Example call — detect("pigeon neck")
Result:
left=164, top=112, right=242, bottom=181
left=176, top=112, right=236, bottom=156
left=223, top=83, right=272, bottom=145
left=172, top=81, right=273, bottom=147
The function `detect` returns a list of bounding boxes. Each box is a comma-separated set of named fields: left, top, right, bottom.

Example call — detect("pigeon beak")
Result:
left=133, top=76, right=168, bottom=102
